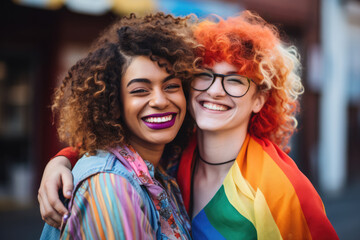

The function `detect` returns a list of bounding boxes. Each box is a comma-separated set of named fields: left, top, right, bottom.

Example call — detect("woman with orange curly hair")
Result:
left=39, top=13, right=196, bottom=239
left=177, top=11, right=338, bottom=239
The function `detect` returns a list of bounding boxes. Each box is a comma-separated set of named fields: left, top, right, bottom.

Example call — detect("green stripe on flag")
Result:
left=204, top=185, right=257, bottom=240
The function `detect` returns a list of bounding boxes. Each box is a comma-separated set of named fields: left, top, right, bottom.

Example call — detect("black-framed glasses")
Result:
left=191, top=71, right=257, bottom=98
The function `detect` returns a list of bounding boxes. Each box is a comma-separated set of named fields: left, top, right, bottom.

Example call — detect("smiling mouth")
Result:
left=201, top=101, right=229, bottom=111
left=143, top=114, right=174, bottom=123
left=142, top=112, right=177, bottom=129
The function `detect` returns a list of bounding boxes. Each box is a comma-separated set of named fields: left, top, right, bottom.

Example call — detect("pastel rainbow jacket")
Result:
left=177, top=134, right=338, bottom=240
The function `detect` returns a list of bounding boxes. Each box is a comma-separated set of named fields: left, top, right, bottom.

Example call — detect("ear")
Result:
left=252, top=92, right=268, bottom=113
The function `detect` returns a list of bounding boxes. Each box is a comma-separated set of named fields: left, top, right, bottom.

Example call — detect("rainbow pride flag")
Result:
left=177, top=134, right=338, bottom=239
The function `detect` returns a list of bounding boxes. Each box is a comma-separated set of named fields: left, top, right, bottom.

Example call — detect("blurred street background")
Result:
left=0, top=0, right=359, bottom=239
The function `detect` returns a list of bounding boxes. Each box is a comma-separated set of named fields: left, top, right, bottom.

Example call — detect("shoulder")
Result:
left=249, top=135, right=326, bottom=214
left=249, top=135, right=302, bottom=176
left=247, top=135, right=323, bottom=207
left=72, top=150, right=141, bottom=190
left=63, top=172, right=158, bottom=239
left=246, top=136, right=338, bottom=238
left=70, top=172, right=152, bottom=218
left=75, top=172, right=144, bottom=203
left=73, top=150, right=114, bottom=173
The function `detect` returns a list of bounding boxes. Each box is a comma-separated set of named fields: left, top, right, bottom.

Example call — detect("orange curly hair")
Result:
left=52, top=13, right=198, bottom=155
left=194, top=11, right=304, bottom=152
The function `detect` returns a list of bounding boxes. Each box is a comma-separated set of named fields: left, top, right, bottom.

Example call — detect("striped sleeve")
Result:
left=60, top=173, right=155, bottom=239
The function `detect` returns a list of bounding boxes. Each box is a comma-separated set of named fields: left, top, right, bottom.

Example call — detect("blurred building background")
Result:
left=0, top=0, right=359, bottom=239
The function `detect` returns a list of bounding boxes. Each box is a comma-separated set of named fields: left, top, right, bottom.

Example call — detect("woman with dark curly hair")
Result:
left=39, top=13, right=196, bottom=239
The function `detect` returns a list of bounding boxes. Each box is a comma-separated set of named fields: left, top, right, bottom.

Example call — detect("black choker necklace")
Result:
left=198, top=153, right=236, bottom=166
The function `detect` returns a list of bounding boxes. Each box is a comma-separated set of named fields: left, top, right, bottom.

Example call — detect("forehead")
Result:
left=122, top=56, right=170, bottom=84
left=204, top=61, right=259, bottom=80
left=204, top=61, right=238, bottom=74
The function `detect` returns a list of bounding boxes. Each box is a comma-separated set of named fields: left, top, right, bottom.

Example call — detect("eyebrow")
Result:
left=126, top=75, right=176, bottom=87
left=126, top=78, right=150, bottom=87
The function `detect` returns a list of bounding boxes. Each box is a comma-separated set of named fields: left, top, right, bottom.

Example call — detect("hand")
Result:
left=38, top=156, right=73, bottom=229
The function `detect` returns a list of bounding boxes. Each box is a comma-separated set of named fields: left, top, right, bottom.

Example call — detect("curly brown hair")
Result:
left=52, top=13, right=198, bottom=155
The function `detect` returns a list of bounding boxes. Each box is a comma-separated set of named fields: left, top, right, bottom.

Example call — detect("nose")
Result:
left=206, top=76, right=226, bottom=98
left=149, top=90, right=170, bottom=109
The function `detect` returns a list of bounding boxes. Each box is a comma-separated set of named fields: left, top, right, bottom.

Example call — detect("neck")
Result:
left=196, top=127, right=247, bottom=176
left=128, top=138, right=165, bottom=167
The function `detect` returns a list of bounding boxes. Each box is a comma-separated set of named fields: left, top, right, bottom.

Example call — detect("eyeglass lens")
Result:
left=191, top=72, right=250, bottom=97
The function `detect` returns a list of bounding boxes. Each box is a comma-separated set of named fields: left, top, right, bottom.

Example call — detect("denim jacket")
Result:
left=40, top=148, right=191, bottom=239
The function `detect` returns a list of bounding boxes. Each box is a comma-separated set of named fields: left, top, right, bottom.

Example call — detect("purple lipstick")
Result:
left=142, top=112, right=177, bottom=130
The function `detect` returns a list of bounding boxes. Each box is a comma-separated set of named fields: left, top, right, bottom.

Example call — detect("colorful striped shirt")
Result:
left=60, top=145, right=191, bottom=239
left=178, top=134, right=339, bottom=240
left=61, top=173, right=155, bottom=239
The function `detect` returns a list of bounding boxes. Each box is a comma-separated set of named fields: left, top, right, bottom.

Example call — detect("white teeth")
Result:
left=202, top=102, right=228, bottom=111
left=144, top=115, right=173, bottom=123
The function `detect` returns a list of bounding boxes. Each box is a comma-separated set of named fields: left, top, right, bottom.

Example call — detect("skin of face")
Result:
left=189, top=61, right=265, bottom=135
left=121, top=56, right=186, bottom=149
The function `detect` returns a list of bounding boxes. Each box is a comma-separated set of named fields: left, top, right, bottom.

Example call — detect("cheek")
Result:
left=189, top=91, right=200, bottom=113
left=172, top=92, right=187, bottom=113
left=189, top=97, right=195, bottom=116
left=189, top=90, right=197, bottom=107
left=233, top=98, right=255, bottom=119
left=121, top=95, right=141, bottom=123
left=180, top=95, right=187, bottom=112
left=121, top=98, right=132, bottom=125
left=179, top=97, right=187, bottom=121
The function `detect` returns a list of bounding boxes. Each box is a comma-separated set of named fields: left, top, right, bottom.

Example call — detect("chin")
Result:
left=196, top=120, right=222, bottom=132
left=152, top=138, right=176, bottom=146
left=197, top=126, right=221, bottom=132
left=149, top=132, right=178, bottom=145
